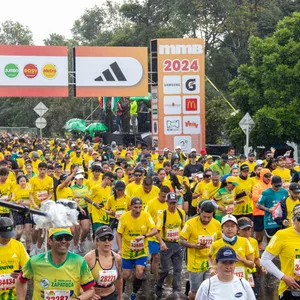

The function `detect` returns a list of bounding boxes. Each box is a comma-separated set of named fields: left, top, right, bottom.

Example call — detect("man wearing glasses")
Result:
left=125, top=168, right=144, bottom=198
left=117, top=197, right=157, bottom=300
left=16, top=228, right=95, bottom=300
left=261, top=204, right=300, bottom=300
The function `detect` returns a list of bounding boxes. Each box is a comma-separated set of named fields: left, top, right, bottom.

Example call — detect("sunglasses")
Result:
left=264, top=174, right=272, bottom=178
left=134, top=174, right=142, bottom=177
left=204, top=175, right=211, bottom=178
left=54, top=234, right=73, bottom=242
left=128, top=173, right=133, bottom=176
left=98, top=235, right=114, bottom=242
left=294, top=216, right=300, bottom=222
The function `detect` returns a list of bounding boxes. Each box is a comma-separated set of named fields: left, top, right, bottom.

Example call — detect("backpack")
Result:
left=162, top=208, right=184, bottom=231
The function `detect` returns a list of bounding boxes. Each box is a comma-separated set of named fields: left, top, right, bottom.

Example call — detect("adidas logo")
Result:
left=12, top=253, right=17, bottom=258
left=95, top=62, right=127, bottom=82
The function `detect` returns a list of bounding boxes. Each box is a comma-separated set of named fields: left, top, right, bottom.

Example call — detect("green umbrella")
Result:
left=129, top=92, right=151, bottom=101
left=64, top=121, right=86, bottom=132
left=85, top=123, right=108, bottom=133
left=65, top=118, right=86, bottom=126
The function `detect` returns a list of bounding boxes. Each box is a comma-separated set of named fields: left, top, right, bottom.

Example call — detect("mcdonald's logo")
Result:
left=185, top=98, right=197, bottom=111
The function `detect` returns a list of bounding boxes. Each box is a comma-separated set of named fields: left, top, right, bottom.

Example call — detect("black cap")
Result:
left=158, top=155, right=164, bottom=160
left=166, top=192, right=178, bottom=203
left=240, top=154, right=247, bottom=159
left=141, top=158, right=148, bottom=164
left=238, top=219, right=252, bottom=229
left=144, top=153, right=151, bottom=158
left=248, top=152, right=255, bottom=157
left=95, top=225, right=113, bottom=239
left=115, top=181, right=126, bottom=190
left=240, top=164, right=250, bottom=172
left=171, top=164, right=179, bottom=170
left=216, top=246, right=238, bottom=263
left=276, top=156, right=285, bottom=162
left=272, top=176, right=282, bottom=187
left=221, top=154, right=228, bottom=161
left=0, top=217, right=15, bottom=238
left=188, top=153, right=197, bottom=159
left=59, top=174, right=68, bottom=181
left=130, top=197, right=142, bottom=205
left=289, top=182, right=300, bottom=193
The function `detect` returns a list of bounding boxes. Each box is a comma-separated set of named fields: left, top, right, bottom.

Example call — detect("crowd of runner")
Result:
left=0, top=134, right=299, bottom=299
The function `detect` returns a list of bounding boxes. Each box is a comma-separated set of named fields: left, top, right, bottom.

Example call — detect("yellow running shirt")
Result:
left=106, top=194, right=130, bottom=220
left=0, top=181, right=13, bottom=214
left=29, top=176, right=53, bottom=207
left=117, top=211, right=155, bottom=259
left=132, top=185, right=160, bottom=209
left=0, top=239, right=29, bottom=299
left=210, top=236, right=254, bottom=278
left=89, top=185, right=111, bottom=225
left=19, top=251, right=95, bottom=300
left=180, top=216, right=221, bottom=272
left=157, top=208, right=185, bottom=242
left=125, top=182, right=142, bottom=198
left=266, top=227, right=300, bottom=295
left=145, top=198, right=168, bottom=243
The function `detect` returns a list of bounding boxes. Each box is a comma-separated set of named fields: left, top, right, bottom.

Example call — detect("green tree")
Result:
left=230, top=12, right=300, bottom=146
left=0, top=20, right=33, bottom=45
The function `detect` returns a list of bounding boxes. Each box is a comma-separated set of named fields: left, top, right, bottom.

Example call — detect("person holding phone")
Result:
left=261, top=204, right=300, bottom=299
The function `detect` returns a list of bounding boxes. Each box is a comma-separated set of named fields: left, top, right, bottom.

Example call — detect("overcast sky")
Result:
left=0, top=0, right=123, bottom=45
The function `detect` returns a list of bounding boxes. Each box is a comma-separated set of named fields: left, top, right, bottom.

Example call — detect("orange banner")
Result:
left=152, top=38, right=205, bottom=153
left=74, top=47, right=148, bottom=97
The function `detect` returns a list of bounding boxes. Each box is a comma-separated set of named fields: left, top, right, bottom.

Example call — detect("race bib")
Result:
left=248, top=273, right=255, bottom=287
left=166, top=228, right=179, bottom=241
left=197, top=235, right=214, bottom=248
left=130, top=239, right=144, bottom=251
left=294, top=259, right=300, bottom=276
left=44, top=290, right=70, bottom=300
left=0, top=274, right=15, bottom=290
left=37, top=191, right=48, bottom=201
left=115, top=210, right=126, bottom=220
left=234, top=266, right=246, bottom=278
left=98, top=270, right=118, bottom=287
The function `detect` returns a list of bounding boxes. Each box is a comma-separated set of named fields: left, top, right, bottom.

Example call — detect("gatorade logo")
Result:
left=23, top=64, right=38, bottom=78
left=42, top=63, right=57, bottom=79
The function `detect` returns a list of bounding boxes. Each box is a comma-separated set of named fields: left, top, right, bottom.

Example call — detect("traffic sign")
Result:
left=34, top=102, right=48, bottom=117
left=239, top=112, right=254, bottom=129
left=35, top=117, right=47, bottom=129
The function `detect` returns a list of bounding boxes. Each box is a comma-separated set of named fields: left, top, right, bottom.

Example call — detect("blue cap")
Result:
left=216, top=246, right=238, bottom=263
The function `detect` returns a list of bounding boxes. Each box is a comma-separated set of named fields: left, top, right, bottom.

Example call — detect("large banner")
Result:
left=0, top=46, right=68, bottom=97
left=153, top=39, right=205, bottom=152
left=74, top=47, right=148, bottom=97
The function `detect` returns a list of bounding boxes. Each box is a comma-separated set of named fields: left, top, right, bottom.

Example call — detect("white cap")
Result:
left=77, top=168, right=85, bottom=174
left=71, top=143, right=75, bottom=147
left=256, top=160, right=264, bottom=166
left=175, top=145, right=181, bottom=150
left=163, top=148, right=169, bottom=152
left=196, top=172, right=203, bottom=178
left=221, top=214, right=238, bottom=226
left=191, top=148, right=197, bottom=153
left=75, top=174, right=84, bottom=180
left=83, top=144, right=88, bottom=149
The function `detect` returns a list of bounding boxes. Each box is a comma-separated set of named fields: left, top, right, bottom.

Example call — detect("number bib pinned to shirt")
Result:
left=234, top=266, right=245, bottom=279
left=197, top=235, right=214, bottom=248
left=44, top=290, right=70, bottom=300
left=294, top=259, right=300, bottom=276
left=130, top=239, right=144, bottom=251
left=98, top=270, right=118, bottom=287
left=37, top=191, right=48, bottom=201
left=0, top=274, right=16, bottom=290
left=166, top=228, right=179, bottom=241
left=247, top=273, right=255, bottom=287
